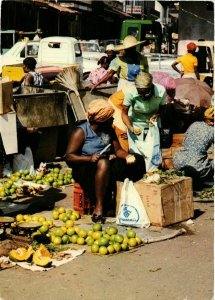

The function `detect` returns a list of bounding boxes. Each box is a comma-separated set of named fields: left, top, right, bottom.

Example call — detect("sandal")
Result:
left=91, top=213, right=106, bottom=224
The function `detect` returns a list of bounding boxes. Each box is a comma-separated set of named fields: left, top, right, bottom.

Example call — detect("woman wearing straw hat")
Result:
left=64, top=99, right=146, bottom=223
left=173, top=106, right=214, bottom=189
left=91, top=35, right=149, bottom=92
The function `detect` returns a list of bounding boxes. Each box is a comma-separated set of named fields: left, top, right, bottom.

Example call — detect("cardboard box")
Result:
left=116, top=177, right=194, bottom=227
left=0, top=80, right=13, bottom=115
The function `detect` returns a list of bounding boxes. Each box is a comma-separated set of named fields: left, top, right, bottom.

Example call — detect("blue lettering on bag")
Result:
left=118, top=204, right=140, bottom=224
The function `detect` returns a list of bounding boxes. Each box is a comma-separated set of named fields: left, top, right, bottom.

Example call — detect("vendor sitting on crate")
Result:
left=64, top=99, right=146, bottom=224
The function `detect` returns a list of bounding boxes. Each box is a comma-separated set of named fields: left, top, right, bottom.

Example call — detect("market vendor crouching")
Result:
left=64, top=99, right=146, bottom=224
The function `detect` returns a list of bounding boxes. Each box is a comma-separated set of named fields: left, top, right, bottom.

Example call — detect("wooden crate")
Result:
left=116, top=177, right=194, bottom=227
left=0, top=80, right=13, bottom=115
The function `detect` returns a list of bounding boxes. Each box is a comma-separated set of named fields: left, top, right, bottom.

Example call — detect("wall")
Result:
left=179, top=1, right=214, bottom=40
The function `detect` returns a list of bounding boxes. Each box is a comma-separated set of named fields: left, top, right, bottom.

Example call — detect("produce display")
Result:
left=9, top=207, right=143, bottom=258
left=0, top=167, right=74, bottom=200
left=143, top=169, right=184, bottom=185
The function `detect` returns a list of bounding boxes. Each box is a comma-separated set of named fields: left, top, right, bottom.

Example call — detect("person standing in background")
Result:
left=91, top=35, right=149, bottom=91
left=171, top=42, right=200, bottom=79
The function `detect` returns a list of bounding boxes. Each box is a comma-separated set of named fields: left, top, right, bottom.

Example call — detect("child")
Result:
left=88, top=56, right=110, bottom=85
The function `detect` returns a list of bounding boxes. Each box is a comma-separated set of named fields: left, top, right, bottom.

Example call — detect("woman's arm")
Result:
left=64, top=128, right=100, bottom=164
left=121, top=105, right=134, bottom=133
left=90, top=69, right=116, bottom=91
left=171, top=61, right=184, bottom=77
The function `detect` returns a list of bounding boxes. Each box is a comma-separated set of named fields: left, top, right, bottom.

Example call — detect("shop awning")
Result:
left=105, top=7, right=134, bottom=18
left=33, top=0, right=81, bottom=14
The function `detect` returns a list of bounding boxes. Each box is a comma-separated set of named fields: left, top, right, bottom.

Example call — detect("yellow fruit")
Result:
left=121, top=243, right=128, bottom=251
left=86, top=237, right=94, bottom=246
left=98, top=237, right=109, bottom=247
left=135, top=237, right=142, bottom=245
left=88, top=230, right=93, bottom=237
left=38, top=216, right=46, bottom=223
left=52, top=211, right=59, bottom=220
left=107, top=226, right=118, bottom=236
left=47, top=220, right=53, bottom=226
left=107, top=244, right=115, bottom=254
left=58, top=207, right=66, bottom=214
left=65, top=220, right=74, bottom=228
left=70, top=214, right=77, bottom=221
left=128, top=238, right=137, bottom=247
left=32, top=216, right=39, bottom=222
left=123, top=236, right=129, bottom=244
left=67, top=227, right=75, bottom=236
left=23, top=214, right=31, bottom=220
left=99, top=246, right=108, bottom=255
left=78, top=229, right=88, bottom=238
left=126, top=229, right=136, bottom=239
left=53, top=236, right=62, bottom=245
left=42, top=221, right=50, bottom=227
left=114, top=234, right=124, bottom=244
left=92, top=231, right=103, bottom=240
left=72, top=211, right=80, bottom=220
left=91, top=244, right=99, bottom=253
left=92, top=223, right=102, bottom=232
left=54, top=228, right=64, bottom=237
left=39, top=225, right=49, bottom=234
left=59, top=213, right=66, bottom=221
left=74, top=226, right=81, bottom=234
left=60, top=226, right=67, bottom=234
left=70, top=235, right=78, bottom=244
left=16, top=214, right=24, bottom=222
left=77, top=237, right=85, bottom=245
left=113, top=242, right=121, bottom=252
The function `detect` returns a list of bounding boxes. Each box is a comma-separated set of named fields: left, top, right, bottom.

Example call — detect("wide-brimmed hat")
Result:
left=115, top=35, right=145, bottom=51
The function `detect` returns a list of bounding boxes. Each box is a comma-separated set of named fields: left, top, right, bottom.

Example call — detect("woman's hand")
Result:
left=120, top=132, right=128, bottom=140
left=148, top=114, right=159, bottom=126
left=126, top=154, right=136, bottom=164
left=90, top=153, right=101, bottom=162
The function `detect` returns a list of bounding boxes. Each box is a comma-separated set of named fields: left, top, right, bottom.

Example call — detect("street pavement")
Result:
left=0, top=185, right=214, bottom=300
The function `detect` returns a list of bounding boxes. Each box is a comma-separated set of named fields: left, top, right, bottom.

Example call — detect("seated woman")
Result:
left=64, top=99, right=146, bottom=223
left=173, top=106, right=214, bottom=190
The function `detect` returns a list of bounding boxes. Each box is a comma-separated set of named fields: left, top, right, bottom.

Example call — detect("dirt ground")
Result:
left=0, top=186, right=214, bottom=300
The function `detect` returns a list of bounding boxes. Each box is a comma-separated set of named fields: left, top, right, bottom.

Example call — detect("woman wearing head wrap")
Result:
left=91, top=35, right=149, bottom=92
left=121, top=72, right=166, bottom=154
left=173, top=106, right=214, bottom=189
left=171, top=42, right=200, bottom=79
left=65, top=99, right=146, bottom=223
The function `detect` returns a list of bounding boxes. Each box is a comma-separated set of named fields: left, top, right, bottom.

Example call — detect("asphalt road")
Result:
left=0, top=188, right=213, bottom=300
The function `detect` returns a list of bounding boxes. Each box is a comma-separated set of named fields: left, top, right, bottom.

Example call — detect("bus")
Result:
left=120, top=19, right=163, bottom=53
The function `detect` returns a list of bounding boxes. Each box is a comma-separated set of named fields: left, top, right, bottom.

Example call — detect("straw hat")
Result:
left=115, top=35, right=145, bottom=51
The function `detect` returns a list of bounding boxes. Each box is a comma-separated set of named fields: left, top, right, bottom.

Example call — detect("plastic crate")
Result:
left=73, top=183, right=94, bottom=215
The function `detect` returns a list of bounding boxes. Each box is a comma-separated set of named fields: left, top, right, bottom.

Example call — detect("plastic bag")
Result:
left=116, top=178, right=150, bottom=228
left=136, top=122, right=162, bottom=172
left=13, top=147, right=34, bottom=172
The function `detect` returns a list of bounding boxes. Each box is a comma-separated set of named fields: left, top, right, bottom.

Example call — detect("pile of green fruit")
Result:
left=21, top=167, right=74, bottom=188
left=0, top=180, right=18, bottom=198
left=48, top=223, right=142, bottom=255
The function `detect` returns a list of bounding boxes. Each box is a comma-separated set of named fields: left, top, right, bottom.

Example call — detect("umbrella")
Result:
left=175, top=78, right=213, bottom=107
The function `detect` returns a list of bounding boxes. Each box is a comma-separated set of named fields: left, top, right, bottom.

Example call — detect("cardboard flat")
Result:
left=116, top=177, right=194, bottom=227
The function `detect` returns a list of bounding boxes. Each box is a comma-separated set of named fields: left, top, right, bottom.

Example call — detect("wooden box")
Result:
left=116, top=177, right=194, bottom=227
left=0, top=80, right=13, bottom=115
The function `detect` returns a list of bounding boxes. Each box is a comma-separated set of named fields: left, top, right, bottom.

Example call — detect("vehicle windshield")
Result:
left=79, top=42, right=100, bottom=52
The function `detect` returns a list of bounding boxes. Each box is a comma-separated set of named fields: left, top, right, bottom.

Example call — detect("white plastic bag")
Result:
left=13, top=147, right=34, bottom=172
left=116, top=178, right=150, bottom=228
left=136, top=122, right=162, bottom=172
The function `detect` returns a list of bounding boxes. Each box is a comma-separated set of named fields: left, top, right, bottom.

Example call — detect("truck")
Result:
left=120, top=19, right=163, bottom=53
left=1, top=36, right=103, bottom=81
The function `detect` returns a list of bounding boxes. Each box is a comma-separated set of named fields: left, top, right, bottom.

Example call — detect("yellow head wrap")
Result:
left=204, top=106, right=214, bottom=120
left=135, top=72, right=153, bottom=89
left=87, top=99, right=115, bottom=123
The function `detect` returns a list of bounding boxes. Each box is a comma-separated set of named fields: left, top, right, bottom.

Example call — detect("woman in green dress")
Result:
left=121, top=72, right=167, bottom=155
